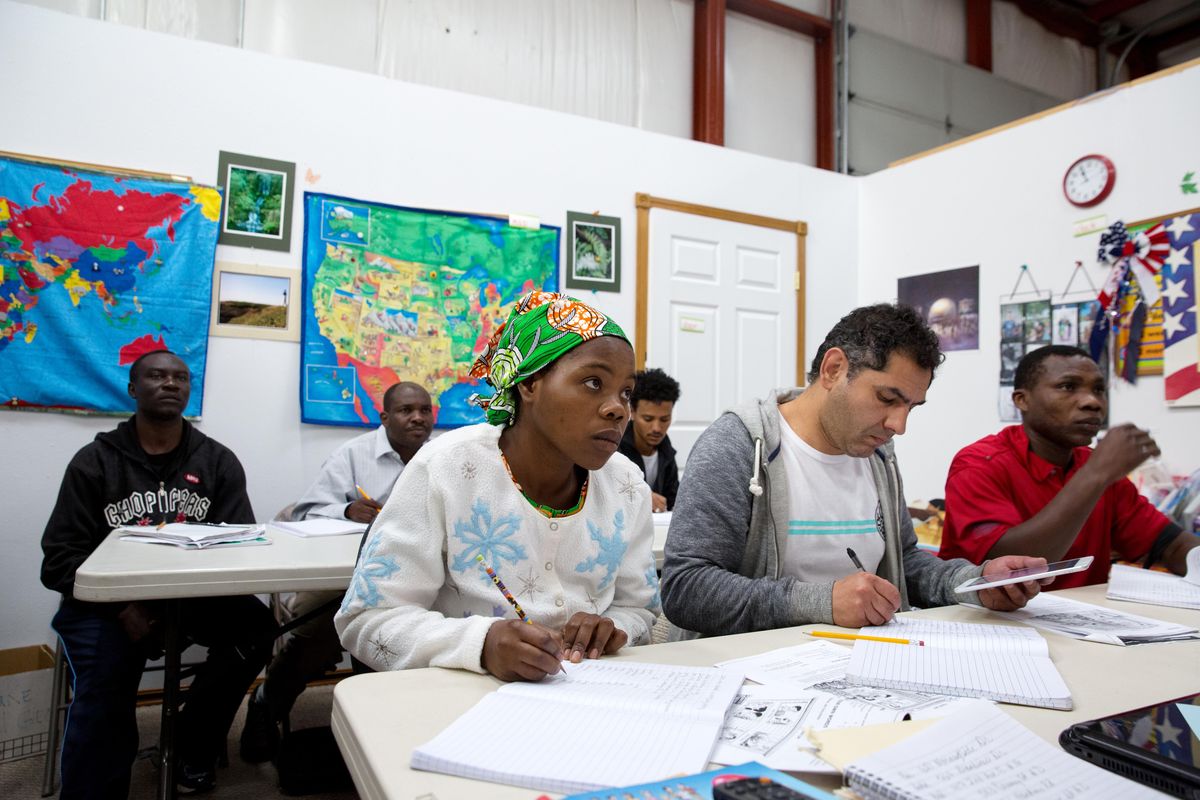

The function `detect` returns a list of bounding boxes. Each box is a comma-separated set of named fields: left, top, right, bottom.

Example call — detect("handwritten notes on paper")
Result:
left=844, top=704, right=1161, bottom=800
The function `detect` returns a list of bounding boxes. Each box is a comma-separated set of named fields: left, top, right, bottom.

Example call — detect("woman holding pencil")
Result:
left=335, top=291, right=660, bottom=681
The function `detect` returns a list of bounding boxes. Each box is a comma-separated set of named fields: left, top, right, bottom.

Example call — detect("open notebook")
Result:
left=842, top=703, right=1161, bottom=800
left=117, top=522, right=266, bottom=549
left=1107, top=563, right=1200, bottom=610
left=411, top=660, right=744, bottom=795
left=844, top=618, right=1072, bottom=709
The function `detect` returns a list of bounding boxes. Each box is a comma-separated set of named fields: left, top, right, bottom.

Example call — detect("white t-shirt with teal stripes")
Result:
left=777, top=410, right=886, bottom=584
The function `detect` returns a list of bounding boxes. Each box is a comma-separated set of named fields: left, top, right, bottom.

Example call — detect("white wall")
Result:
left=0, top=0, right=859, bottom=649
left=859, top=63, right=1200, bottom=502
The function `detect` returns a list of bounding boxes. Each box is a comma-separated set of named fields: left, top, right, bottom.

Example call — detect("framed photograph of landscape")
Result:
left=215, top=151, right=295, bottom=251
left=565, top=211, right=621, bottom=292
left=209, top=261, right=300, bottom=341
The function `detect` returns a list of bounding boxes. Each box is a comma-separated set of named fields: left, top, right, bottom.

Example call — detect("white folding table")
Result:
left=331, top=584, right=1200, bottom=800
left=73, top=528, right=363, bottom=799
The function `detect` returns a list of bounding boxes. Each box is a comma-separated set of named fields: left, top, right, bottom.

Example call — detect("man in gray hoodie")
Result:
left=661, top=304, right=1047, bottom=637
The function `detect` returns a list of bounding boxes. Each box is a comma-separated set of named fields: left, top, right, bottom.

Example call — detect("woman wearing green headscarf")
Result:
left=336, top=291, right=661, bottom=682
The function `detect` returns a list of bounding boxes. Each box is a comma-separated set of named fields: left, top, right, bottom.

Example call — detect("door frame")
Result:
left=634, top=192, right=809, bottom=383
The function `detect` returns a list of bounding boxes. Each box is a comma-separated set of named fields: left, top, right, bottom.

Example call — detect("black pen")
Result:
left=846, top=547, right=865, bottom=572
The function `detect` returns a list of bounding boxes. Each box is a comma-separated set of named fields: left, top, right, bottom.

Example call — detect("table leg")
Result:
left=159, top=599, right=181, bottom=800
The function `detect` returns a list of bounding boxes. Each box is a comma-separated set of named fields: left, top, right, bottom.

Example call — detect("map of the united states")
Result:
left=301, top=193, right=559, bottom=428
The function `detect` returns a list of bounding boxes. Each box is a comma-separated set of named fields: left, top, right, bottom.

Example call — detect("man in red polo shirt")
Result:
left=940, top=345, right=1199, bottom=588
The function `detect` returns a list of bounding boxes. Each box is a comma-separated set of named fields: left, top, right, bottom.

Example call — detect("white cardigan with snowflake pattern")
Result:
left=334, top=423, right=661, bottom=673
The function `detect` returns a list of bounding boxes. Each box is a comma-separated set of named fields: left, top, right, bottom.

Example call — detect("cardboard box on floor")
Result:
left=0, top=644, right=55, bottom=763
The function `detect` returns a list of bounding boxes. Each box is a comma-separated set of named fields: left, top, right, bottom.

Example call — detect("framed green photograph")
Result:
left=215, top=151, right=295, bottom=251
left=565, top=211, right=621, bottom=293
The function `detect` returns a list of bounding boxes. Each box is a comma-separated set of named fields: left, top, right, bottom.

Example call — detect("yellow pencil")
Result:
left=808, top=630, right=925, bottom=646
left=355, top=484, right=376, bottom=504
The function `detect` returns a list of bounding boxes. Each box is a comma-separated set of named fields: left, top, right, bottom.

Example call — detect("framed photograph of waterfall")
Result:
left=215, top=151, right=295, bottom=251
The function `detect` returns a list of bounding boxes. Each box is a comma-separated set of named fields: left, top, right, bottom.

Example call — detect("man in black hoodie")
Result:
left=41, top=350, right=275, bottom=798
left=617, top=368, right=681, bottom=512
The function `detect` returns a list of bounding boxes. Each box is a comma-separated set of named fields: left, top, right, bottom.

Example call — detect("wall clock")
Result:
left=1063, top=154, right=1116, bottom=207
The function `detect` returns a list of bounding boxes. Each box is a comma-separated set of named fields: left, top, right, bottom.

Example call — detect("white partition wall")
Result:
left=0, top=0, right=858, bottom=649
left=858, top=63, right=1200, bottom=502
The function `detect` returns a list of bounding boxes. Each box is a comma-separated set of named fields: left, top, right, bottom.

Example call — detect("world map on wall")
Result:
left=0, top=156, right=222, bottom=416
left=300, top=192, right=560, bottom=427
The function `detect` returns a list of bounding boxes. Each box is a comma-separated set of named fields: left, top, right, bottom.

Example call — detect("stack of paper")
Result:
left=268, top=518, right=368, bottom=537
left=119, top=522, right=267, bottom=549
left=989, top=590, right=1198, bottom=645
left=714, top=640, right=851, bottom=691
left=411, top=660, right=743, bottom=794
left=1107, top=563, right=1200, bottom=610
left=844, top=618, right=1072, bottom=709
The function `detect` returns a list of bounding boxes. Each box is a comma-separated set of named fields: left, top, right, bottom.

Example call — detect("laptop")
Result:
left=1060, top=692, right=1200, bottom=799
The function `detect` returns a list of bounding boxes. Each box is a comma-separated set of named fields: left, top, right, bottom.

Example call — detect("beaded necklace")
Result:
left=500, top=452, right=589, bottom=518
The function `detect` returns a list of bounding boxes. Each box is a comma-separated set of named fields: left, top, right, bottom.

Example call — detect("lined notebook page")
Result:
left=411, top=661, right=744, bottom=794
left=502, top=660, right=741, bottom=717
left=846, top=704, right=1162, bottom=800
left=867, top=618, right=1050, bottom=654
left=1108, top=564, right=1200, bottom=610
left=845, top=619, right=1071, bottom=709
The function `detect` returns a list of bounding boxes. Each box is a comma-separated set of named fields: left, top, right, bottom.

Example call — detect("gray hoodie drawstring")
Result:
left=748, top=438, right=764, bottom=496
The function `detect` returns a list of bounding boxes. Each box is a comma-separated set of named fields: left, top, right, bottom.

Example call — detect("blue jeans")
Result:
left=53, top=596, right=275, bottom=800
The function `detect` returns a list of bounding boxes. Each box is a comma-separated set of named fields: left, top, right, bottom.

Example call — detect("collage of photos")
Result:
left=998, top=297, right=1106, bottom=423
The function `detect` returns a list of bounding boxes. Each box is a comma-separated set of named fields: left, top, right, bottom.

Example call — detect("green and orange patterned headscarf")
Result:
left=469, top=291, right=629, bottom=426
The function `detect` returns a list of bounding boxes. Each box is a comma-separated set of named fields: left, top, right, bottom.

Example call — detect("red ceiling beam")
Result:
left=726, top=0, right=831, bottom=38
left=966, top=0, right=993, bottom=71
left=813, top=33, right=834, bottom=170
left=1086, top=0, right=1155, bottom=23
left=692, top=0, right=726, bottom=146
left=726, top=0, right=834, bottom=170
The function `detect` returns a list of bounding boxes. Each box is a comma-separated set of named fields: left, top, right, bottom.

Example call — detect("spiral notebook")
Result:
left=410, top=660, right=744, bottom=795
left=843, top=703, right=1161, bottom=800
left=1107, top=563, right=1200, bottom=610
left=844, top=618, right=1072, bottom=709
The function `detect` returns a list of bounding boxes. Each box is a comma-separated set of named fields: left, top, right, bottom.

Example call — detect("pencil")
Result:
left=355, top=484, right=376, bottom=503
left=476, top=554, right=530, bottom=624
left=475, top=554, right=570, bottom=675
left=808, top=630, right=925, bottom=646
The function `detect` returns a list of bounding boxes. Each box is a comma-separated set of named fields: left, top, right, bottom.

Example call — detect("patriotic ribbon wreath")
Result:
left=1089, top=220, right=1170, bottom=381
left=1096, top=220, right=1169, bottom=308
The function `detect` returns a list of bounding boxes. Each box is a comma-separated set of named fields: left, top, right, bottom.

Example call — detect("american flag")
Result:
left=1162, top=212, right=1200, bottom=405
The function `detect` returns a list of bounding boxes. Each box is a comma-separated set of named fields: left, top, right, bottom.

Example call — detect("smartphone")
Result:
left=953, top=555, right=1094, bottom=593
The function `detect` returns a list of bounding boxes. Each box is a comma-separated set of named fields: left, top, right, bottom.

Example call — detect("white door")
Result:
left=647, top=209, right=800, bottom=468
